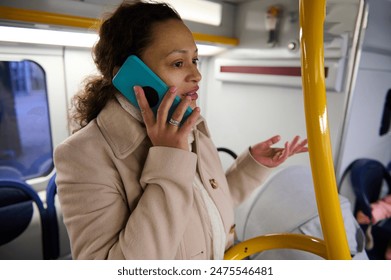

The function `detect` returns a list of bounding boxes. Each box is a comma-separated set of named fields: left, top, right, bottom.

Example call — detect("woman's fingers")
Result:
left=286, top=136, right=309, bottom=155
left=281, top=141, right=290, bottom=160
left=168, top=96, right=192, bottom=129
left=291, top=138, right=309, bottom=154
left=134, top=85, right=200, bottom=151
left=156, top=87, right=178, bottom=126
left=289, top=136, right=300, bottom=151
left=275, top=136, right=308, bottom=161
left=295, top=139, right=309, bottom=153
left=179, top=107, right=201, bottom=134
left=263, top=135, right=281, bottom=148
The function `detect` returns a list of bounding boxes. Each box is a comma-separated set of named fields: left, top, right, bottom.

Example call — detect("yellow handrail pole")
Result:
left=224, top=233, right=327, bottom=260
left=299, top=0, right=351, bottom=259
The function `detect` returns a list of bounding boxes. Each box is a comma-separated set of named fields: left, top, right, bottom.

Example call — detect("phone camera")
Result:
left=142, top=86, right=159, bottom=108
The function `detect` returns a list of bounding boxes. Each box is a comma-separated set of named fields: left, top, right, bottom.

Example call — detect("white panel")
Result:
left=215, top=57, right=346, bottom=92
left=362, top=0, right=391, bottom=54
left=63, top=47, right=98, bottom=104
left=204, top=56, right=311, bottom=170
left=338, top=62, right=391, bottom=176
left=203, top=54, right=348, bottom=172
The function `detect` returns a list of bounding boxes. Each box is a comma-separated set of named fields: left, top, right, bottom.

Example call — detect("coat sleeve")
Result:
left=55, top=141, right=197, bottom=260
left=225, top=148, right=273, bottom=205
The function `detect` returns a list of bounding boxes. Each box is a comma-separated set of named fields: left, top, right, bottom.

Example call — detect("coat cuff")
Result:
left=140, top=146, right=197, bottom=189
left=238, top=147, right=273, bottom=179
left=226, top=148, right=273, bottom=204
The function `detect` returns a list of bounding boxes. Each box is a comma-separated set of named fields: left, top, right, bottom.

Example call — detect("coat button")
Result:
left=229, top=224, right=236, bottom=234
left=209, top=179, right=218, bottom=189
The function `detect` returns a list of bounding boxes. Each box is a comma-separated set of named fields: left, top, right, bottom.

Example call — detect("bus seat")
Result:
left=26, top=153, right=54, bottom=180
left=217, top=147, right=237, bottom=172
left=46, top=172, right=71, bottom=259
left=217, top=147, right=238, bottom=160
left=0, top=177, right=52, bottom=259
left=0, top=166, right=23, bottom=179
left=235, top=165, right=368, bottom=260
left=46, top=173, right=60, bottom=259
left=349, top=158, right=391, bottom=260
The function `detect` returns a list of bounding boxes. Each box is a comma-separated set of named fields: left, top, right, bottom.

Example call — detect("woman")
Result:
left=54, top=0, right=308, bottom=260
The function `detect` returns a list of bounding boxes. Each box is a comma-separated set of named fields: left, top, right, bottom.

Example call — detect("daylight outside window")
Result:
left=0, top=60, right=53, bottom=180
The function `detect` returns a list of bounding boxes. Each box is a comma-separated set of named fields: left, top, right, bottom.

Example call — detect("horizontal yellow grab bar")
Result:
left=0, top=6, right=238, bottom=46
left=224, top=233, right=327, bottom=260
left=0, top=6, right=100, bottom=30
left=192, top=32, right=238, bottom=46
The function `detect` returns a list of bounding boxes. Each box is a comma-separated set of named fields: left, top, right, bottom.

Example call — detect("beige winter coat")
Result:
left=54, top=99, right=271, bottom=259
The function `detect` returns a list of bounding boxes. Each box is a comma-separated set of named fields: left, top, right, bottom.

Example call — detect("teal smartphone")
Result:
left=112, top=55, right=192, bottom=122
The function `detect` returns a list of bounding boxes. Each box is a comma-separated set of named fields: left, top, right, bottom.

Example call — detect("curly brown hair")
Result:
left=71, top=0, right=181, bottom=131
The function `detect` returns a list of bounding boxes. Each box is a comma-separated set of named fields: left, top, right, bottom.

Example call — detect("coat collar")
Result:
left=97, top=99, right=211, bottom=159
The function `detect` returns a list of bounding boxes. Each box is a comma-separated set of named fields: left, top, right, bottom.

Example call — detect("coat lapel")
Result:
left=97, top=99, right=147, bottom=159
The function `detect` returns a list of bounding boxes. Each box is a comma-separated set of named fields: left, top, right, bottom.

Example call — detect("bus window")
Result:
left=0, top=60, right=53, bottom=180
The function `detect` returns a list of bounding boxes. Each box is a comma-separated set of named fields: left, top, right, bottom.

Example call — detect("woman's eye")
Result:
left=192, top=58, right=199, bottom=65
left=173, top=61, right=183, bottom=68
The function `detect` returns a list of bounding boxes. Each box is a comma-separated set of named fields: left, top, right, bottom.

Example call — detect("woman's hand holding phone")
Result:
left=134, top=85, right=200, bottom=151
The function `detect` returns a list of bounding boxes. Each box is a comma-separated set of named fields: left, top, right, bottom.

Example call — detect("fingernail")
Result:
left=169, top=86, right=177, bottom=93
left=133, top=86, right=139, bottom=95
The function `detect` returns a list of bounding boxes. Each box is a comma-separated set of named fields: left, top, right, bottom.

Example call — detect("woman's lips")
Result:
left=183, top=86, right=199, bottom=100
left=185, top=91, right=198, bottom=100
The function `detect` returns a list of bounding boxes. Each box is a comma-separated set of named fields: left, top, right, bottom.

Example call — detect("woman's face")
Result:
left=141, top=19, right=201, bottom=109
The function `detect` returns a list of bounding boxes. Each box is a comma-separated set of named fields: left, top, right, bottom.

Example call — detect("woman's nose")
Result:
left=189, top=65, right=202, bottom=82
